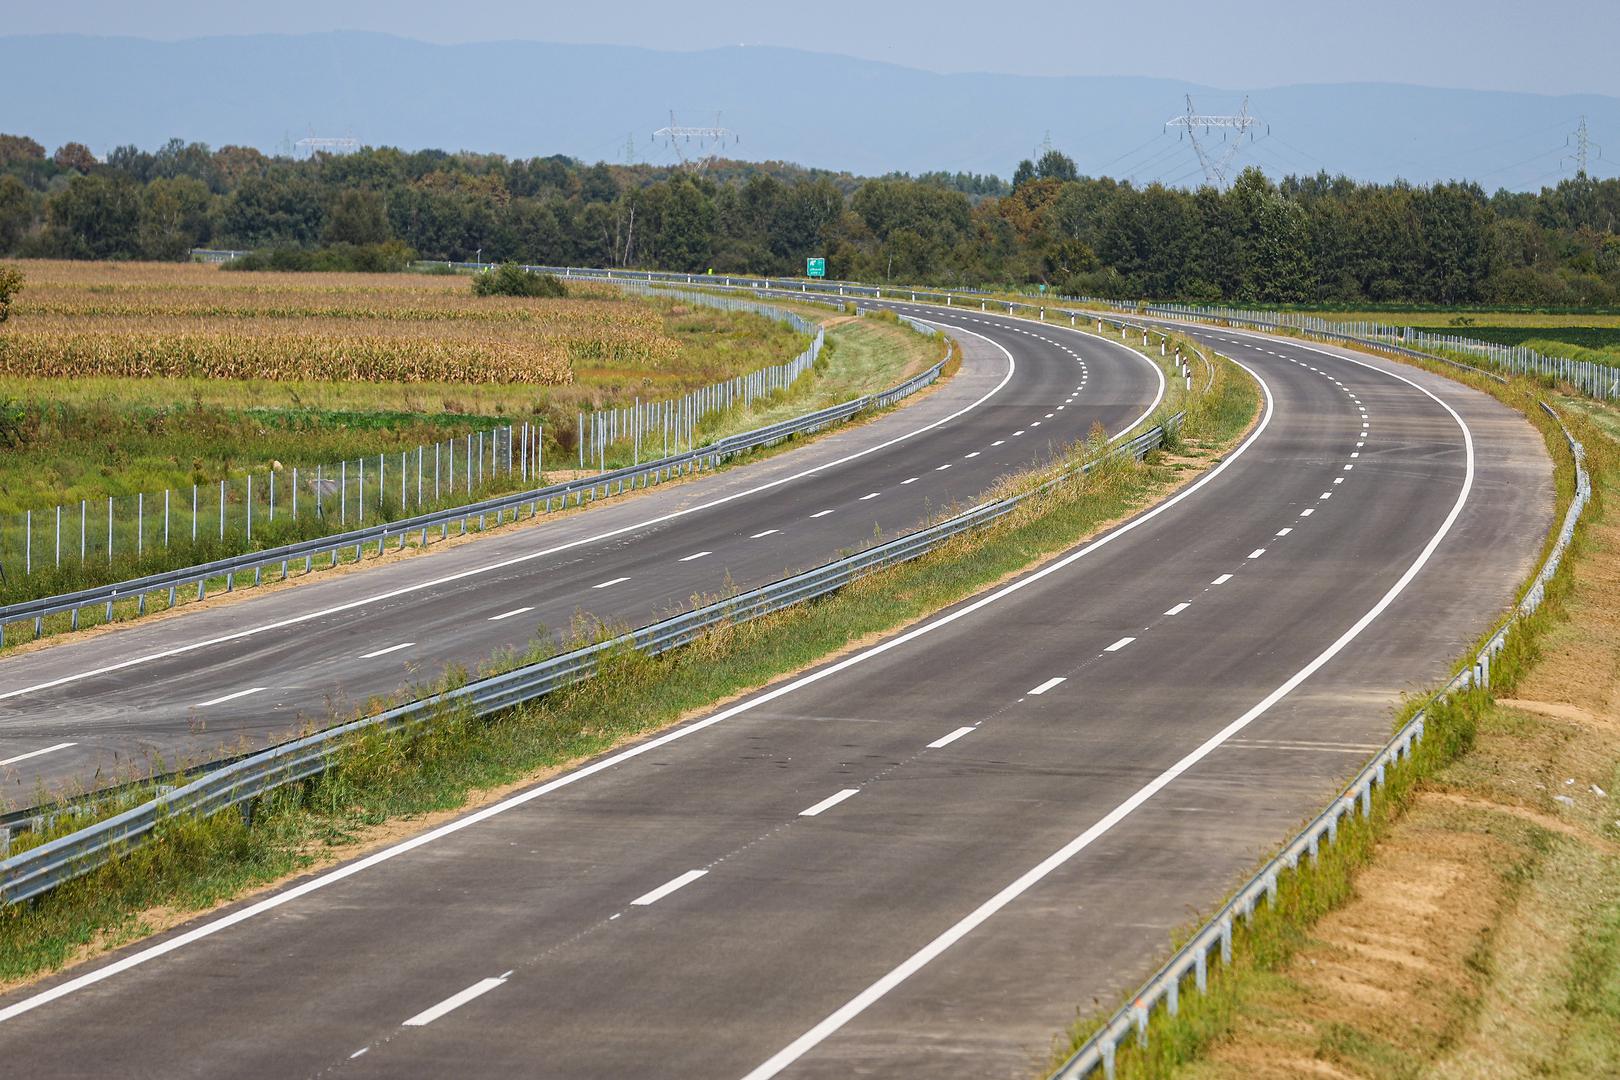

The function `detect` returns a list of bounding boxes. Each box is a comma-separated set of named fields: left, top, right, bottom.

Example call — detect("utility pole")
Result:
left=1163, top=95, right=1268, bottom=189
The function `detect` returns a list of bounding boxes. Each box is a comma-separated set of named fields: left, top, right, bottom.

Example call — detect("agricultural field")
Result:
left=0, top=261, right=941, bottom=608
left=0, top=261, right=809, bottom=512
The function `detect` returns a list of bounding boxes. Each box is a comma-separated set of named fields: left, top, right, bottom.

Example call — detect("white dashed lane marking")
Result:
left=927, top=726, right=976, bottom=749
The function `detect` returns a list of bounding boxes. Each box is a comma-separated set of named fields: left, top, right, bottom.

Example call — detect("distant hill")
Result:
left=6, top=31, right=1617, bottom=189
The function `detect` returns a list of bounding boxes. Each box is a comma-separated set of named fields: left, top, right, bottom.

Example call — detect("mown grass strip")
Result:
left=0, top=345, right=1257, bottom=992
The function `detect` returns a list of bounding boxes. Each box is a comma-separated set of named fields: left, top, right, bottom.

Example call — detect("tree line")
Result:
left=2, top=134, right=1618, bottom=306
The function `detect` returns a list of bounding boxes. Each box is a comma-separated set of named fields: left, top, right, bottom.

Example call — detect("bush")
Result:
left=0, top=264, right=22, bottom=323
left=471, top=262, right=568, bottom=298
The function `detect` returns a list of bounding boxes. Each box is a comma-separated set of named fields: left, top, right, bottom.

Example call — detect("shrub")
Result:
left=469, top=267, right=570, bottom=304
left=471, top=262, right=568, bottom=299
left=0, top=264, right=22, bottom=323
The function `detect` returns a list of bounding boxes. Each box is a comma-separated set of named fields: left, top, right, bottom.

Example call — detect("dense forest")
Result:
left=2, top=134, right=1618, bottom=306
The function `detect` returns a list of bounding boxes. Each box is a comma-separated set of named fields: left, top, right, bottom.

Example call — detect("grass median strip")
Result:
left=0, top=337, right=1255, bottom=995
left=1044, top=343, right=1617, bottom=1080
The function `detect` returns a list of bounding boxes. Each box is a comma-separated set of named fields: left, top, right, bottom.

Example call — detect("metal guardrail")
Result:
left=1143, top=302, right=1620, bottom=403
left=0, top=320, right=945, bottom=649
left=0, top=416, right=1181, bottom=903
left=1049, top=346, right=1592, bottom=1078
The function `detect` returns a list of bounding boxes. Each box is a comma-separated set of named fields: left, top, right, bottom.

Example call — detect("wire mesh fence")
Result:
left=0, top=426, right=528, bottom=596
left=576, top=283, right=826, bottom=471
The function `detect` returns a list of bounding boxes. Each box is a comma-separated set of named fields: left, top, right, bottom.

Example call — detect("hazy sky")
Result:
left=8, top=0, right=1618, bottom=98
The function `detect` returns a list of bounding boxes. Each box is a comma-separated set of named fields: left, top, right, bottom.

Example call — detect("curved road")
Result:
left=0, top=309, right=1166, bottom=800
left=0, top=318, right=1552, bottom=1077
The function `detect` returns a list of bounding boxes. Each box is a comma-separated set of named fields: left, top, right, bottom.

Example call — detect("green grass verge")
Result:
left=0, top=348, right=1259, bottom=991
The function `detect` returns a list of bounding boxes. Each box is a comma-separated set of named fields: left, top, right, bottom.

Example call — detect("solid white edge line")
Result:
left=400, top=976, right=508, bottom=1027
left=738, top=329, right=1477, bottom=1080
left=1027, top=677, right=1066, bottom=696
left=0, top=742, right=77, bottom=768
left=926, top=727, right=976, bottom=750
left=191, top=687, right=266, bottom=709
left=0, top=319, right=1184, bottom=1027
left=630, top=869, right=708, bottom=906
left=799, top=788, right=861, bottom=817
left=0, top=322, right=1031, bottom=704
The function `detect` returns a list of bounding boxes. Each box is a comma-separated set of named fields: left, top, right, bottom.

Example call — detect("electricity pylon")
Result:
left=652, top=111, right=738, bottom=172
left=294, top=136, right=359, bottom=158
left=1163, top=95, right=1267, bottom=188
left=1564, top=115, right=1602, bottom=178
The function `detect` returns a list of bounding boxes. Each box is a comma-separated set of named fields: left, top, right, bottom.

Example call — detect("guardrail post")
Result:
left=1133, top=1002, right=1149, bottom=1047
left=1195, top=944, right=1208, bottom=991
left=1220, top=915, right=1233, bottom=963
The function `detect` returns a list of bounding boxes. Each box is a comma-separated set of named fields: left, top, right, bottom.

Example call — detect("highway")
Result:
left=0, top=319, right=1553, bottom=1077
left=0, top=307, right=1167, bottom=800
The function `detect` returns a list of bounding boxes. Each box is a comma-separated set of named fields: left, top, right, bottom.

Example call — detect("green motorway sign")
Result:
left=806, top=257, right=826, bottom=278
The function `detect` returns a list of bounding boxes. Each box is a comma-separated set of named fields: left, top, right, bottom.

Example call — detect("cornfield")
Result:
left=0, top=262, right=694, bottom=385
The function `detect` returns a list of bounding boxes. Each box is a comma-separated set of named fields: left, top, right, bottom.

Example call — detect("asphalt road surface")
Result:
left=0, top=318, right=1553, bottom=1078
left=0, top=307, right=1166, bottom=800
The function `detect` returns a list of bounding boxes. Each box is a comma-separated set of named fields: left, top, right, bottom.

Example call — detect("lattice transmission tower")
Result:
left=652, top=111, right=738, bottom=172
left=294, top=136, right=359, bottom=159
left=1564, top=115, right=1602, bottom=178
left=1164, top=95, right=1267, bottom=188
